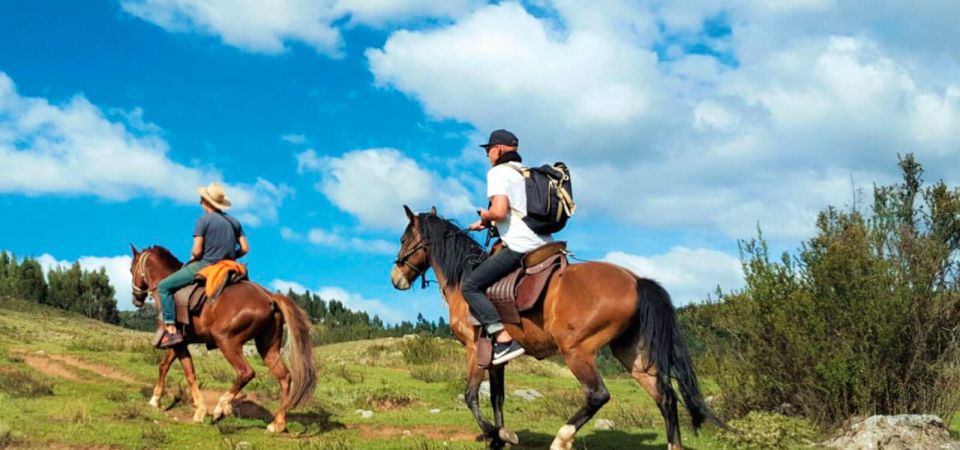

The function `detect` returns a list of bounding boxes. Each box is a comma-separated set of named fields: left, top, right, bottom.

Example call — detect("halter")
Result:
left=131, top=251, right=155, bottom=306
left=394, top=237, right=430, bottom=289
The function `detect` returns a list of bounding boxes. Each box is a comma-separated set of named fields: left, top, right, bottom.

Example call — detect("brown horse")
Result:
left=129, top=245, right=316, bottom=432
left=391, top=207, right=720, bottom=450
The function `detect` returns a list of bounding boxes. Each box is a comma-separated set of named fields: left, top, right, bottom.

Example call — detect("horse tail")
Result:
left=635, top=277, right=724, bottom=430
left=272, top=292, right=317, bottom=411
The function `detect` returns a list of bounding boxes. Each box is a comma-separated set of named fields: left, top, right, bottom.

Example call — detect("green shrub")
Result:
left=360, top=387, right=416, bottom=410
left=717, top=412, right=817, bottom=449
left=138, top=424, right=170, bottom=449
left=687, top=155, right=960, bottom=426
left=409, top=364, right=459, bottom=383
left=0, top=368, right=54, bottom=398
left=398, top=335, right=459, bottom=366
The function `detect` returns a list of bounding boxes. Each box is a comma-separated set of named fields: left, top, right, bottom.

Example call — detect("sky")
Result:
left=1, top=0, right=959, bottom=324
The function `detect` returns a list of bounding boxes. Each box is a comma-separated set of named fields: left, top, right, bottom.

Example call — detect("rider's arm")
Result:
left=236, top=235, right=250, bottom=258
left=190, top=236, right=204, bottom=262
left=480, top=195, right=510, bottom=222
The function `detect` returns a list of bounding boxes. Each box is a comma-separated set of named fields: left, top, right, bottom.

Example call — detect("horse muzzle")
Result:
left=390, top=266, right=412, bottom=290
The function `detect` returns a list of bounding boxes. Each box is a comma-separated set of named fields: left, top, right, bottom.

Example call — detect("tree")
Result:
left=17, top=258, right=47, bottom=304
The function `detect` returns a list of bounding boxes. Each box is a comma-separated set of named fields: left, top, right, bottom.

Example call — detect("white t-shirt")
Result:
left=487, top=162, right=553, bottom=252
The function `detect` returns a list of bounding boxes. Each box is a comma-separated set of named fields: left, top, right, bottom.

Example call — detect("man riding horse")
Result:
left=156, top=182, right=249, bottom=348
left=465, top=129, right=553, bottom=365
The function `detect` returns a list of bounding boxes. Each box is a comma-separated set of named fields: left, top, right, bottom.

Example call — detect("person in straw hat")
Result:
left=156, top=182, right=250, bottom=348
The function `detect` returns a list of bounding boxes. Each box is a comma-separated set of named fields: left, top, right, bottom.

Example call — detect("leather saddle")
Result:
left=473, top=241, right=568, bottom=326
left=173, top=271, right=247, bottom=326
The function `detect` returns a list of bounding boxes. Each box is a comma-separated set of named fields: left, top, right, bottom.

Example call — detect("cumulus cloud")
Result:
left=121, top=0, right=482, bottom=55
left=269, top=279, right=404, bottom=322
left=299, top=148, right=473, bottom=229
left=366, top=1, right=960, bottom=241
left=280, top=226, right=396, bottom=254
left=0, top=72, right=290, bottom=225
left=605, top=247, right=743, bottom=305
left=36, top=253, right=137, bottom=310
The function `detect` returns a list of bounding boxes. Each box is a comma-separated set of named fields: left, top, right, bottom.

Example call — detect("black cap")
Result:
left=479, top=129, right=519, bottom=148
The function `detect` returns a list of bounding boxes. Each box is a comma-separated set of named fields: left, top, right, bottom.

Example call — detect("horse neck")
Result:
left=429, top=258, right=464, bottom=315
left=145, top=255, right=180, bottom=288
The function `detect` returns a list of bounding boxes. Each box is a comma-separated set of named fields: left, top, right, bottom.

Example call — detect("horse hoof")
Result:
left=148, top=396, right=161, bottom=409
left=193, top=409, right=207, bottom=423
left=498, top=428, right=519, bottom=445
left=267, top=423, right=285, bottom=433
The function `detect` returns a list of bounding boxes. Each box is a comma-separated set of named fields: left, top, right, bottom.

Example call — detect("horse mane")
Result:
left=418, top=213, right=484, bottom=289
left=144, top=245, right=184, bottom=270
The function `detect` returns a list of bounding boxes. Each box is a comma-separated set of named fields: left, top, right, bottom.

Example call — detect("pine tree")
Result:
left=17, top=258, right=47, bottom=304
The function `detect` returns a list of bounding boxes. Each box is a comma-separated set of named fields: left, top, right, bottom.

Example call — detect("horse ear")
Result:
left=404, top=205, right=415, bottom=221
left=429, top=206, right=437, bottom=216
left=130, top=243, right=139, bottom=256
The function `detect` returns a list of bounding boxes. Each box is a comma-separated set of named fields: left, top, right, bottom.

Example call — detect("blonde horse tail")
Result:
left=272, top=292, right=317, bottom=410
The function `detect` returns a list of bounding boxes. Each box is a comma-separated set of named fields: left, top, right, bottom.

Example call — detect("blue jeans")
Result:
left=461, top=248, right=524, bottom=335
left=158, top=261, right=208, bottom=324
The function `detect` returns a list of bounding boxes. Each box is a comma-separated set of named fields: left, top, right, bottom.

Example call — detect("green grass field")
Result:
left=0, top=298, right=797, bottom=449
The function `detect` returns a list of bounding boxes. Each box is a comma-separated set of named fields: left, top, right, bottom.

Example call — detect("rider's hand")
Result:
left=467, top=220, right=486, bottom=231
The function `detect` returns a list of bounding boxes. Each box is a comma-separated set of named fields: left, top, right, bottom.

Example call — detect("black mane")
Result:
left=418, top=214, right=484, bottom=289
left=144, top=245, right=183, bottom=270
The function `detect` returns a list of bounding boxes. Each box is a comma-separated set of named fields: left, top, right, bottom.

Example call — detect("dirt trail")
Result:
left=16, top=350, right=141, bottom=385
left=352, top=424, right=479, bottom=442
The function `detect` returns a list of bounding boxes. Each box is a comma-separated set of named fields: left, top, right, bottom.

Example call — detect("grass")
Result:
left=0, top=297, right=828, bottom=449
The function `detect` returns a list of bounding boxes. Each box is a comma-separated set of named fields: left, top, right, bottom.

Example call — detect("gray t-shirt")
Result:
left=193, top=212, right=244, bottom=263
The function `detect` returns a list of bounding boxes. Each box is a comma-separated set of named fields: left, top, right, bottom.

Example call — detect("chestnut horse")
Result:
left=391, top=207, right=720, bottom=450
left=129, top=245, right=316, bottom=432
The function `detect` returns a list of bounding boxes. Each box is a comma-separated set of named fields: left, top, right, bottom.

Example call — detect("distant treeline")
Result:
left=117, top=287, right=454, bottom=344
left=0, top=253, right=119, bottom=324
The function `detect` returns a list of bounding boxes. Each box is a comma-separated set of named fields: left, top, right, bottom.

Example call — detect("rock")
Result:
left=824, top=415, right=960, bottom=450
left=234, top=442, right=253, bottom=450
left=402, top=430, right=413, bottom=438
left=242, top=345, right=257, bottom=357
left=479, top=381, right=491, bottom=399
left=512, top=389, right=543, bottom=401
left=356, top=409, right=374, bottom=419
left=429, top=409, right=441, bottom=414
left=775, top=402, right=798, bottom=416
left=594, top=419, right=615, bottom=431
left=34, top=351, right=46, bottom=357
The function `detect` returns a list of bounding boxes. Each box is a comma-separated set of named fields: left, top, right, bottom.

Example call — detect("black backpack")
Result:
left=508, top=162, right=576, bottom=234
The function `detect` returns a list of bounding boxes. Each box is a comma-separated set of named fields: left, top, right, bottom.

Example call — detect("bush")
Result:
left=398, top=335, right=459, bottom=366
left=409, top=364, right=459, bottom=383
left=717, top=412, right=817, bottom=449
left=688, top=155, right=960, bottom=426
left=0, top=368, right=54, bottom=398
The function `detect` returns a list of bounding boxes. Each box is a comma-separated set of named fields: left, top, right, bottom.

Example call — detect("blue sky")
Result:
left=2, top=1, right=959, bottom=323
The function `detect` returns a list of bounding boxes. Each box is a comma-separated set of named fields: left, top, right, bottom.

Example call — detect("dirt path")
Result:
left=352, top=424, right=479, bottom=442
left=15, top=350, right=141, bottom=385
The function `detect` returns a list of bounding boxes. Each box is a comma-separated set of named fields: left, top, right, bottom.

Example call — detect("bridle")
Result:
left=131, top=251, right=155, bottom=307
left=395, top=237, right=430, bottom=289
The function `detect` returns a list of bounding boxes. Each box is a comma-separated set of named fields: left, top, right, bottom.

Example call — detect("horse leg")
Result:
left=612, top=344, right=683, bottom=450
left=550, top=350, right=611, bottom=450
left=488, top=364, right=518, bottom=445
left=256, top=326, right=291, bottom=433
left=212, top=340, right=256, bottom=422
left=149, top=349, right=175, bottom=408
left=174, top=346, right=207, bottom=422
left=464, top=351, right=503, bottom=449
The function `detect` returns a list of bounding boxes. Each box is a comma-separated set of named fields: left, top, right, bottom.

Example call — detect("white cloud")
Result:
left=120, top=0, right=482, bottom=55
left=280, top=133, right=307, bottom=144
left=366, top=2, right=960, bottom=241
left=36, top=253, right=137, bottom=311
left=269, top=279, right=404, bottom=322
left=280, top=226, right=396, bottom=254
left=301, top=148, right=473, bottom=229
left=605, top=247, right=743, bottom=306
left=0, top=72, right=289, bottom=225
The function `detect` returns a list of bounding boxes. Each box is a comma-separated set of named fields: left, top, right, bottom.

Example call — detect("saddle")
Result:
left=475, top=241, right=568, bottom=326
left=173, top=270, right=248, bottom=326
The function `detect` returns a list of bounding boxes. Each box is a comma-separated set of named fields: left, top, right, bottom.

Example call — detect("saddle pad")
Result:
left=173, top=283, right=205, bottom=326
left=478, top=253, right=567, bottom=325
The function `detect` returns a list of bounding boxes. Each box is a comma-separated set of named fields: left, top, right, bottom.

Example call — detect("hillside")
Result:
left=0, top=298, right=730, bottom=449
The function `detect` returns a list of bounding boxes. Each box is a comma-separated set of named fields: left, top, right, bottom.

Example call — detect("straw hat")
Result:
left=197, top=182, right=232, bottom=211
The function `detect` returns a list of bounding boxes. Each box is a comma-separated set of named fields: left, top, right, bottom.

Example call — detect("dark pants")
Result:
left=462, top=247, right=524, bottom=335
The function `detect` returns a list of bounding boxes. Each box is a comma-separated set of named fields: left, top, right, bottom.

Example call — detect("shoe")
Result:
left=157, top=330, right=185, bottom=349
left=492, top=340, right=525, bottom=365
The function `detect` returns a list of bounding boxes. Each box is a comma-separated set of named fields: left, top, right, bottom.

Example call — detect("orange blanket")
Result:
left=196, top=260, right=247, bottom=299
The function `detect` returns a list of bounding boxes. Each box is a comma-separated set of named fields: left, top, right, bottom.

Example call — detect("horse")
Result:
left=390, top=207, right=721, bottom=450
left=128, top=244, right=316, bottom=432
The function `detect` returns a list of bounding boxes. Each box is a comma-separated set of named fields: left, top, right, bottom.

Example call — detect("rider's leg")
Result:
left=461, top=248, right=524, bottom=342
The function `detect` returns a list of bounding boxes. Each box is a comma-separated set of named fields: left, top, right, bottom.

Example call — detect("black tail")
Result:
left=636, top=278, right=724, bottom=430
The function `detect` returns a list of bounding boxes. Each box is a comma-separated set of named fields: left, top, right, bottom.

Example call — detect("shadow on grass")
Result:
left=514, top=429, right=699, bottom=450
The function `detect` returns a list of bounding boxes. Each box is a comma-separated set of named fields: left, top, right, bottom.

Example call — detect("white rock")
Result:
left=359, top=410, right=374, bottom=419
left=479, top=381, right=490, bottom=399
left=402, top=430, right=413, bottom=438
left=234, top=442, right=253, bottom=450
left=594, top=419, right=616, bottom=431
left=512, top=389, right=543, bottom=401
left=824, top=415, right=960, bottom=450
left=429, top=409, right=441, bottom=414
